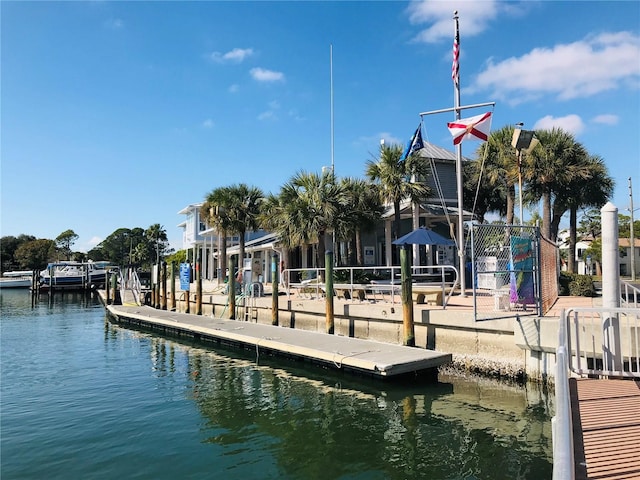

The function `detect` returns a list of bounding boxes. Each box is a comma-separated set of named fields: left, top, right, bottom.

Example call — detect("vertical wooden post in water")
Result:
left=110, top=269, right=119, bottom=305
left=229, top=256, right=236, bottom=320
left=196, top=255, right=202, bottom=315
left=161, top=262, right=167, bottom=310
left=271, top=253, right=279, bottom=326
left=400, top=245, right=415, bottom=347
left=170, top=262, right=176, bottom=311
left=106, top=271, right=111, bottom=305
left=156, top=263, right=162, bottom=309
left=325, top=250, right=334, bottom=334
left=185, top=261, right=191, bottom=314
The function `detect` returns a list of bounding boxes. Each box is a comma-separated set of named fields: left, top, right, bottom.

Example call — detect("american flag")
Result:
left=452, top=30, right=459, bottom=86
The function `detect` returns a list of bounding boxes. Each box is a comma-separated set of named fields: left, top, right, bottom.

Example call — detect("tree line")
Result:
left=198, top=125, right=619, bottom=275
left=0, top=224, right=173, bottom=273
left=3, top=125, right=626, bottom=275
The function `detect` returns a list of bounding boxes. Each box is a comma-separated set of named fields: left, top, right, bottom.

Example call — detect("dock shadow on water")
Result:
left=1, top=289, right=552, bottom=479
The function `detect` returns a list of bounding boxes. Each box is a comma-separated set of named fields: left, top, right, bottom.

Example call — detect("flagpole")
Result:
left=452, top=11, right=467, bottom=297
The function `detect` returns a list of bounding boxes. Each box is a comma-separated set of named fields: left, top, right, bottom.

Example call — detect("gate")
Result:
left=470, top=224, right=544, bottom=321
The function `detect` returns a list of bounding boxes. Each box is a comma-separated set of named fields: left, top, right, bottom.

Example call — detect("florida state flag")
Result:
left=447, top=112, right=492, bottom=145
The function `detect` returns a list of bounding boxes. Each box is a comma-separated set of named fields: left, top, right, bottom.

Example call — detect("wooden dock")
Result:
left=571, top=378, right=640, bottom=480
left=105, top=303, right=452, bottom=379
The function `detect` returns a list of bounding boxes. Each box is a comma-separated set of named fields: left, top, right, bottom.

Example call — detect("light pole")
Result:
left=511, top=125, right=539, bottom=225
left=629, top=177, right=636, bottom=281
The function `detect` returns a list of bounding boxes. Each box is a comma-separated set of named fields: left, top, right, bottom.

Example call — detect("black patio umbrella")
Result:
left=392, top=227, right=455, bottom=246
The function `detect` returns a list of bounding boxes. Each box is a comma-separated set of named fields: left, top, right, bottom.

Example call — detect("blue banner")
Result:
left=509, top=236, right=535, bottom=306
left=179, top=263, right=191, bottom=291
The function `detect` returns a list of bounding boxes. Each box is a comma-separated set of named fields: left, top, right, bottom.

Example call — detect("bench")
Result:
left=333, top=283, right=367, bottom=301
left=412, top=287, right=443, bottom=306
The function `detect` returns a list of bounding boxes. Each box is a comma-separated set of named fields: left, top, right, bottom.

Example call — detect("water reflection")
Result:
left=105, top=320, right=553, bottom=479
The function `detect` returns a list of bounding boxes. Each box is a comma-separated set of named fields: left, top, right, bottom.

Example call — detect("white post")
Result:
left=601, top=202, right=622, bottom=372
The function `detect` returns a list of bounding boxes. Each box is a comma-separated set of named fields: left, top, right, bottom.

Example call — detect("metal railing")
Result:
left=283, top=264, right=458, bottom=306
left=564, top=307, right=640, bottom=378
left=552, top=310, right=575, bottom=480
left=553, top=304, right=640, bottom=479
left=621, top=280, right=640, bottom=308
left=122, top=267, right=143, bottom=305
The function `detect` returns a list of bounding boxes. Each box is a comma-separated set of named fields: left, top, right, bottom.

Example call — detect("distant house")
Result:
left=619, top=238, right=640, bottom=278
left=177, top=141, right=474, bottom=280
left=558, top=230, right=640, bottom=278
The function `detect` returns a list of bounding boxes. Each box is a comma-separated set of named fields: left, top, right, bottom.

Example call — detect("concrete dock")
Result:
left=104, top=302, right=452, bottom=379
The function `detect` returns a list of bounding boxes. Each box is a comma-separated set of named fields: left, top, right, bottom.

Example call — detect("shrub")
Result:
left=559, top=272, right=596, bottom=297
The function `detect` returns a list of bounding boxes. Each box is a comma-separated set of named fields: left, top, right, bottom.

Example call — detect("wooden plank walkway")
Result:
left=571, top=378, right=640, bottom=480
left=104, top=303, right=452, bottom=379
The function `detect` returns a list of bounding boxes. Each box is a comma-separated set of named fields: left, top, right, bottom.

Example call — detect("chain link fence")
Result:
left=470, top=224, right=553, bottom=321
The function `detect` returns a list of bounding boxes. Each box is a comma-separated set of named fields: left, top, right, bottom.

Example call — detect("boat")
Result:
left=0, top=271, right=33, bottom=289
left=39, top=262, right=117, bottom=291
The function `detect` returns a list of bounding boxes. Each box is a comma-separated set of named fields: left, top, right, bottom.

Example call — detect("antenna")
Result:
left=330, top=44, right=334, bottom=173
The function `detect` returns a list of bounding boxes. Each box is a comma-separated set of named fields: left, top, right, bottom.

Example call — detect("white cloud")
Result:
left=533, top=114, right=585, bottom=136
left=406, top=1, right=504, bottom=43
left=202, top=119, right=214, bottom=128
left=228, top=84, right=239, bottom=93
left=471, top=32, right=640, bottom=103
left=88, top=236, right=102, bottom=246
left=257, top=110, right=276, bottom=121
left=104, top=18, right=124, bottom=29
left=209, top=47, right=254, bottom=63
left=355, top=132, right=402, bottom=151
left=250, top=67, right=285, bottom=82
left=592, top=114, right=619, bottom=125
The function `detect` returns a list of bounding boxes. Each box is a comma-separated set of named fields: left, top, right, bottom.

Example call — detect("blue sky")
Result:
left=2, top=1, right=639, bottom=253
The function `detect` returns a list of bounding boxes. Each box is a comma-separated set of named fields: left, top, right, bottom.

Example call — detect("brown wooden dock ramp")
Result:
left=571, top=378, right=640, bottom=480
left=106, top=304, right=452, bottom=378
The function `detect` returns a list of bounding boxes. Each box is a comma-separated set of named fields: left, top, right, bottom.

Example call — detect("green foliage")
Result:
left=1, top=234, right=36, bottom=272
left=164, top=250, right=187, bottom=267
left=55, top=229, right=79, bottom=260
left=14, top=239, right=56, bottom=270
left=559, top=272, right=596, bottom=297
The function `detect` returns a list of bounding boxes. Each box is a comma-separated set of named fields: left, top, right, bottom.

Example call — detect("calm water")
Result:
left=1, top=289, right=553, bottom=479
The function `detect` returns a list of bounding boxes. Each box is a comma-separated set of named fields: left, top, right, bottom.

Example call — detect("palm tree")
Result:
left=474, top=125, right=519, bottom=225
left=365, top=144, right=431, bottom=243
left=224, top=183, right=264, bottom=267
left=337, top=177, right=384, bottom=265
left=559, top=154, right=614, bottom=272
left=201, top=187, right=235, bottom=283
left=262, top=170, right=342, bottom=270
left=524, top=128, right=589, bottom=241
left=145, top=223, right=168, bottom=264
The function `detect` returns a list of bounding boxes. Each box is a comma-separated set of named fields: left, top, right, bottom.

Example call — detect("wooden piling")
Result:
left=400, top=245, right=415, bottom=347
left=170, top=261, right=176, bottom=311
left=196, top=256, right=202, bottom=315
left=325, top=250, right=334, bottom=334
left=229, top=256, right=236, bottom=320
left=271, top=253, right=278, bottom=326
left=161, top=262, right=167, bottom=310
left=106, top=271, right=111, bottom=305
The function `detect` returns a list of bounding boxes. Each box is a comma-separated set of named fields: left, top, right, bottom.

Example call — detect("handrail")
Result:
left=552, top=309, right=575, bottom=480
left=621, top=280, right=640, bottom=308
left=565, top=307, right=640, bottom=378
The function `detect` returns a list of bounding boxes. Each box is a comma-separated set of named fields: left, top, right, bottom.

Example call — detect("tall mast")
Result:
left=330, top=44, right=335, bottom=173
left=452, top=11, right=466, bottom=297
